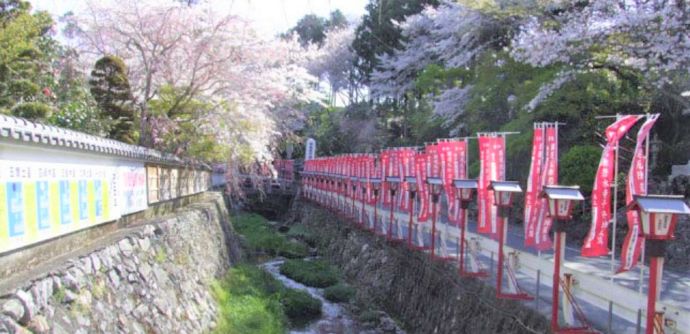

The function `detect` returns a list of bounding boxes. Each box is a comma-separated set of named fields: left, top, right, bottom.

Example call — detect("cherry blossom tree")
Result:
left=370, top=2, right=492, bottom=99
left=307, top=25, right=358, bottom=105
left=511, top=0, right=690, bottom=87
left=69, top=0, right=321, bottom=192
left=68, top=0, right=322, bottom=193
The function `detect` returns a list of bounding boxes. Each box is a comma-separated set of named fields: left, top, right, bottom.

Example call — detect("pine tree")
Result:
left=89, top=55, right=137, bottom=144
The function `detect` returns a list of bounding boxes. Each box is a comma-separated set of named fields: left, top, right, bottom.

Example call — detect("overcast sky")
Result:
left=28, top=0, right=369, bottom=37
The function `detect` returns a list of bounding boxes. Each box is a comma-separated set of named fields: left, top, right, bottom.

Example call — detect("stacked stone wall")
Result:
left=0, top=192, right=241, bottom=334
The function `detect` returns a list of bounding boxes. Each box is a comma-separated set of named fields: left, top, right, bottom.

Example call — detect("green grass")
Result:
left=212, top=265, right=286, bottom=334
left=233, top=213, right=308, bottom=258
left=279, top=259, right=339, bottom=288
left=212, top=264, right=323, bottom=333
left=285, top=224, right=317, bottom=246
left=323, top=283, right=355, bottom=303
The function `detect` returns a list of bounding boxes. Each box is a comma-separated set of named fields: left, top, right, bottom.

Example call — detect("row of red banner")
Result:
left=303, top=136, right=509, bottom=239
left=303, top=115, right=658, bottom=273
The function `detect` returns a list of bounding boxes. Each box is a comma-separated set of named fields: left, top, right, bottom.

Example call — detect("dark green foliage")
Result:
left=323, top=283, right=355, bottom=303
left=560, top=145, right=601, bottom=194
left=304, top=102, right=385, bottom=155
left=0, top=1, right=55, bottom=120
left=89, top=55, right=137, bottom=144
left=352, top=0, right=439, bottom=83
left=11, top=101, right=50, bottom=119
left=233, top=213, right=308, bottom=258
left=287, top=10, right=350, bottom=47
left=279, top=259, right=339, bottom=288
left=281, top=288, right=322, bottom=322
left=358, top=309, right=381, bottom=325
left=327, top=10, right=348, bottom=30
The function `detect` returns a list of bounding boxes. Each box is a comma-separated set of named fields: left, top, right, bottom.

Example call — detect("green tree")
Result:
left=0, top=0, right=54, bottom=119
left=290, top=14, right=327, bottom=46
left=89, top=55, right=137, bottom=144
left=148, top=85, right=229, bottom=161
left=352, top=0, right=439, bottom=84
left=327, top=10, right=348, bottom=30
left=287, top=10, right=349, bottom=47
left=560, top=145, right=601, bottom=194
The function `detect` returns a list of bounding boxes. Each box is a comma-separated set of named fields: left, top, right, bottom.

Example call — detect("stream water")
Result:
left=261, top=259, right=363, bottom=334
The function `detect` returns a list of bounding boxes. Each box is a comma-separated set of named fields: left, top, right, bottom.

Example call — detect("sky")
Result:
left=28, top=0, right=369, bottom=37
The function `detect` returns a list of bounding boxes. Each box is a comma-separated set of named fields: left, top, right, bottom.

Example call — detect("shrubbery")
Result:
left=281, top=288, right=322, bottom=321
left=279, top=259, right=339, bottom=288
left=561, top=145, right=601, bottom=194
left=233, top=213, right=308, bottom=258
left=11, top=102, right=52, bottom=119
left=324, top=283, right=355, bottom=303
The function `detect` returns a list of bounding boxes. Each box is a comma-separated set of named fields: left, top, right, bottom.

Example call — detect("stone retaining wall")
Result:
left=299, top=203, right=550, bottom=334
left=0, top=192, right=241, bottom=334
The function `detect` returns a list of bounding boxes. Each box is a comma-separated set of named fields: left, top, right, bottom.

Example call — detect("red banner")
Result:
left=439, top=140, right=468, bottom=225
left=389, top=149, right=402, bottom=208
left=365, top=154, right=375, bottom=204
left=398, top=148, right=416, bottom=212
left=535, top=126, right=558, bottom=250
left=415, top=153, right=430, bottom=222
left=426, top=144, right=441, bottom=219
left=381, top=150, right=391, bottom=205
left=524, top=126, right=545, bottom=247
left=478, top=135, right=505, bottom=236
left=618, top=114, right=659, bottom=272
left=427, top=144, right=441, bottom=178
left=582, top=115, right=643, bottom=257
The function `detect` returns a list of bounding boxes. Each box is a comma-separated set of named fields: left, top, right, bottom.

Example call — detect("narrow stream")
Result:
left=261, top=259, right=361, bottom=334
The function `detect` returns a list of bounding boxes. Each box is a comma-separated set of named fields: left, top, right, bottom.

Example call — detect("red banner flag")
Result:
left=535, top=126, right=558, bottom=250
left=398, top=148, right=416, bottom=212
left=381, top=150, right=391, bottom=205
left=582, top=115, right=643, bottom=257
left=524, top=125, right=545, bottom=247
left=478, top=135, right=505, bottom=236
left=426, top=144, right=441, bottom=219
left=439, top=140, right=468, bottom=225
left=415, top=153, right=430, bottom=222
left=618, top=114, right=659, bottom=272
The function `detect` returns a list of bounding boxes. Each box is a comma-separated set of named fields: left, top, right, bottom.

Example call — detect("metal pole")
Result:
left=373, top=193, right=378, bottom=233
left=536, top=269, right=541, bottom=310
left=496, top=213, right=505, bottom=297
left=640, top=113, right=651, bottom=293
left=552, top=230, right=565, bottom=332
left=388, top=189, right=395, bottom=241
left=611, top=114, right=621, bottom=279
left=459, top=206, right=467, bottom=274
left=431, top=196, right=438, bottom=258
left=608, top=301, right=614, bottom=334
left=408, top=192, right=415, bottom=248
left=636, top=308, right=642, bottom=334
